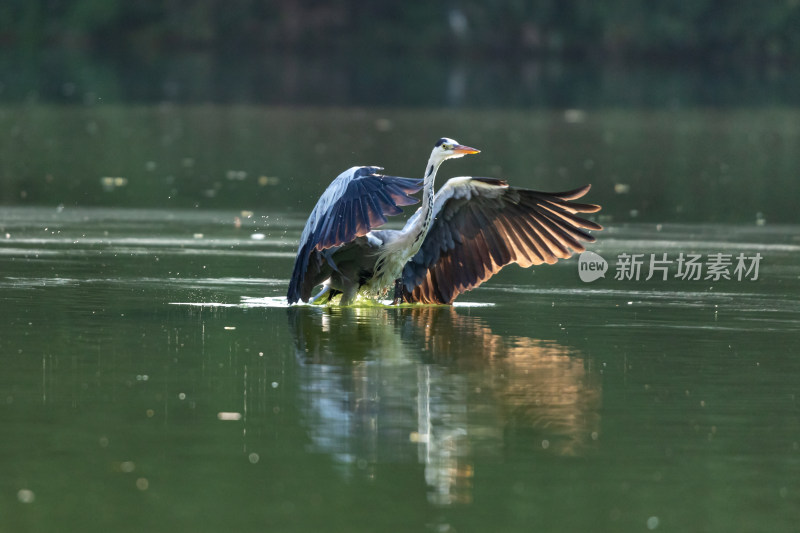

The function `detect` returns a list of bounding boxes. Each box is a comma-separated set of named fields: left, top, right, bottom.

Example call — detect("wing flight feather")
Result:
left=400, top=178, right=602, bottom=304
left=287, top=166, right=423, bottom=303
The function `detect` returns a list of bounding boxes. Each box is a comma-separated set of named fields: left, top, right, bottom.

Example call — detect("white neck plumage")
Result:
left=366, top=151, right=447, bottom=296
left=403, top=152, right=442, bottom=252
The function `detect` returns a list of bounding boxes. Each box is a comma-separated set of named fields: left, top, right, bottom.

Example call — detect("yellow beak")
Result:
left=452, top=144, right=480, bottom=155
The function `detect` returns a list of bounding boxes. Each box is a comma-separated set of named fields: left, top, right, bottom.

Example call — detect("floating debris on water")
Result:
left=564, top=109, right=586, bottom=123
left=226, top=170, right=247, bottom=180
left=258, top=176, right=280, bottom=186
left=217, top=412, right=242, bottom=421
left=375, top=118, right=393, bottom=131
left=101, top=177, right=128, bottom=191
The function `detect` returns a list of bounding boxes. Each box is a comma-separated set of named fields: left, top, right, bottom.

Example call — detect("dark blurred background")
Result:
left=1, top=1, right=799, bottom=221
left=3, top=0, right=800, bottom=107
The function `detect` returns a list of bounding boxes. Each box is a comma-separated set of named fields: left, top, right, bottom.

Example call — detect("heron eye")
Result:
left=442, top=143, right=453, bottom=150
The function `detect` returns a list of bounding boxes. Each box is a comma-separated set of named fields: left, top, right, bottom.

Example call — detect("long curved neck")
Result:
left=403, top=153, right=442, bottom=249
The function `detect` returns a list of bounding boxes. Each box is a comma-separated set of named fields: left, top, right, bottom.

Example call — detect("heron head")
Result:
left=432, top=137, right=480, bottom=161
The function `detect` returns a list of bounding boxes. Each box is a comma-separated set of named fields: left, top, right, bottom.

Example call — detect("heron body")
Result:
left=287, top=138, right=602, bottom=305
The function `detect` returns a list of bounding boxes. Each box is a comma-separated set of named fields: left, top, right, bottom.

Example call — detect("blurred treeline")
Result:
left=4, top=0, right=800, bottom=61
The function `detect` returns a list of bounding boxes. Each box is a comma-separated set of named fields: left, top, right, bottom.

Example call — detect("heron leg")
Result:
left=390, top=278, right=404, bottom=305
left=335, top=276, right=363, bottom=306
left=339, top=285, right=357, bottom=306
left=309, top=284, right=331, bottom=304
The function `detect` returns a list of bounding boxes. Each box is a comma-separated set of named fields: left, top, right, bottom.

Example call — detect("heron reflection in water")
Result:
left=288, top=306, right=602, bottom=505
left=287, top=138, right=602, bottom=305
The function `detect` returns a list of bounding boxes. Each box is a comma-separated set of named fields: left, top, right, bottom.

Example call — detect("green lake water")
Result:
left=1, top=105, right=800, bottom=532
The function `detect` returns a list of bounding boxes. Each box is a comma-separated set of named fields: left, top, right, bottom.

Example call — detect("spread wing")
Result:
left=399, top=178, right=602, bottom=304
left=288, top=166, right=423, bottom=303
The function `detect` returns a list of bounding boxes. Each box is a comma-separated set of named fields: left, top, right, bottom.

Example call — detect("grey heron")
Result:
left=287, top=137, right=602, bottom=305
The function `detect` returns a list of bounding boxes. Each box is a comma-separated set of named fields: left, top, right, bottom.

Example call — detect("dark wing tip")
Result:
left=568, top=202, right=602, bottom=214
left=553, top=184, right=592, bottom=201
left=582, top=219, right=603, bottom=231
left=538, top=183, right=602, bottom=214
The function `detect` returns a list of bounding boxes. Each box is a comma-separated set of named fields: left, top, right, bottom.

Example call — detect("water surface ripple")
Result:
left=1, top=207, right=799, bottom=532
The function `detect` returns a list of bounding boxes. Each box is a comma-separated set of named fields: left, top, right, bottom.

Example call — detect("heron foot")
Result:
left=309, top=284, right=331, bottom=304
